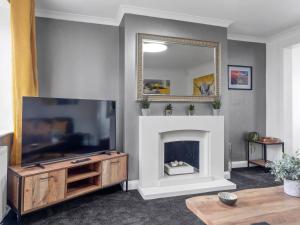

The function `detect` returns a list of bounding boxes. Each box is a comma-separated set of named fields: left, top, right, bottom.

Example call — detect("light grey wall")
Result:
left=228, top=40, right=266, bottom=161
left=36, top=16, right=266, bottom=181
left=121, top=14, right=229, bottom=180
left=36, top=18, right=122, bottom=150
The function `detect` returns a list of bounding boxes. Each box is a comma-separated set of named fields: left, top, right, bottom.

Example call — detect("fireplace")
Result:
left=164, top=141, right=199, bottom=175
left=138, top=116, right=236, bottom=199
left=158, top=129, right=209, bottom=179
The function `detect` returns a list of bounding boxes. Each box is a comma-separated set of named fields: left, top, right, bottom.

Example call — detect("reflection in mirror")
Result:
left=143, top=42, right=216, bottom=97
left=137, top=34, right=220, bottom=102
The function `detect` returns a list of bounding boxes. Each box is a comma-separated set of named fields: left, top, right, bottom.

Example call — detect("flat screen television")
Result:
left=22, top=97, right=116, bottom=166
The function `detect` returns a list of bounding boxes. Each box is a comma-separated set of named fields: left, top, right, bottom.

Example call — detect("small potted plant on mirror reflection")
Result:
left=164, top=103, right=173, bottom=116
left=267, top=151, right=300, bottom=197
left=211, top=97, right=221, bottom=116
left=187, top=104, right=195, bottom=116
left=140, top=97, right=151, bottom=116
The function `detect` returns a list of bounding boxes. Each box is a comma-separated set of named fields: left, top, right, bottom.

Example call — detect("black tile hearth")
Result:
left=4, top=167, right=280, bottom=225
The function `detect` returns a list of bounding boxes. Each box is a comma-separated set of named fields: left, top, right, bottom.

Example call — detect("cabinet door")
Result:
left=23, top=169, right=66, bottom=212
left=102, top=156, right=127, bottom=187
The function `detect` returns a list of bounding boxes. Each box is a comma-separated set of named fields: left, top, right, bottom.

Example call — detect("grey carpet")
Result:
left=6, top=167, right=280, bottom=225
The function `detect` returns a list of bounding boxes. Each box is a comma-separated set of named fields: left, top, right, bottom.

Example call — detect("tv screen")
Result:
left=22, top=97, right=116, bottom=166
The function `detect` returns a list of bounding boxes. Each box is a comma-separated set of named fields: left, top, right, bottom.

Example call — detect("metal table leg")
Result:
left=247, top=141, right=250, bottom=168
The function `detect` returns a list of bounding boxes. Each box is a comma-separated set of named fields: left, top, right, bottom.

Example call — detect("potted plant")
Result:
left=164, top=103, right=173, bottom=116
left=187, top=104, right=195, bottom=116
left=247, top=132, right=260, bottom=142
left=140, top=97, right=150, bottom=116
left=211, top=97, right=221, bottom=115
left=267, top=152, right=300, bottom=197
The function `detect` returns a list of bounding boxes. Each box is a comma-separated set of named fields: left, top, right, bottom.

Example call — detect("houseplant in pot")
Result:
left=187, top=104, right=195, bottom=116
left=267, top=152, right=300, bottom=197
left=140, top=97, right=150, bottom=116
left=164, top=103, right=173, bottom=116
left=246, top=132, right=260, bottom=156
left=247, top=132, right=260, bottom=142
left=211, top=97, right=221, bottom=115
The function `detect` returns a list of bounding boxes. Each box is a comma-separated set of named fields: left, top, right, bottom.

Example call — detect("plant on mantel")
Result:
left=211, top=97, right=221, bottom=116
left=164, top=103, right=173, bottom=116
left=187, top=104, right=195, bottom=116
left=140, top=97, right=151, bottom=116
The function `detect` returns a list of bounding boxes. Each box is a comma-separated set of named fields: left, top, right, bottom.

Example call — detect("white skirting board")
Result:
left=232, top=161, right=248, bottom=168
left=0, top=146, right=8, bottom=221
left=224, top=171, right=231, bottom=179
left=122, top=180, right=139, bottom=191
left=232, top=161, right=259, bottom=168
left=123, top=171, right=231, bottom=191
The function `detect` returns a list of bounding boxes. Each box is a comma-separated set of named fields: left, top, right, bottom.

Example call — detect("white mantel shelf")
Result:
left=138, top=116, right=236, bottom=199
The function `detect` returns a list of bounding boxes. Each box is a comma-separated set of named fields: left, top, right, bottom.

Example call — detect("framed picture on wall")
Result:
left=228, top=65, right=252, bottom=90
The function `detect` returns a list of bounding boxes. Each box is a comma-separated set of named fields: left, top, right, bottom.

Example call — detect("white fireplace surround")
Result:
left=138, top=116, right=236, bottom=199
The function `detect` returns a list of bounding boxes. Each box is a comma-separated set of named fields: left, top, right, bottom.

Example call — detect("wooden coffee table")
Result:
left=186, top=186, right=300, bottom=225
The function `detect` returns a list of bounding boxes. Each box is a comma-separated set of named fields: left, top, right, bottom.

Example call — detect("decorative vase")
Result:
left=212, top=109, right=220, bottom=116
left=141, top=108, right=150, bottom=116
left=187, top=110, right=194, bottom=116
left=284, top=179, right=300, bottom=197
left=164, top=109, right=172, bottom=116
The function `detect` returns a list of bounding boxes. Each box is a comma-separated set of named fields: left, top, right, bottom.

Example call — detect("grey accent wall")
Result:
left=228, top=40, right=266, bottom=161
left=36, top=16, right=266, bottom=181
left=36, top=18, right=122, bottom=150
left=121, top=14, right=229, bottom=180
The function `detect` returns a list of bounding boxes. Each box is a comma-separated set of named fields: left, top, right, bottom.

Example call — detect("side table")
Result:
left=247, top=140, right=284, bottom=170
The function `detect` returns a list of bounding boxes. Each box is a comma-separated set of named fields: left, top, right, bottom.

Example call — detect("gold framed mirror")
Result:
left=136, top=33, right=220, bottom=102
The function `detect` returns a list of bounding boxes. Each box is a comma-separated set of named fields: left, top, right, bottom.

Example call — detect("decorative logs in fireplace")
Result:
left=164, top=161, right=195, bottom=175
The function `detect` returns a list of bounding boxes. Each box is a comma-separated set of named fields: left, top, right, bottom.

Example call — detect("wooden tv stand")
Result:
left=8, top=152, right=128, bottom=216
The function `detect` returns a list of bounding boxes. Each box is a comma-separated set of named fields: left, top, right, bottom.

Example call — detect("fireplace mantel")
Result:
left=138, top=116, right=236, bottom=199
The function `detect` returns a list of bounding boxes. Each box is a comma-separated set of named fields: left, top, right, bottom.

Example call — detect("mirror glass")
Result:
left=143, top=41, right=216, bottom=96
left=137, top=34, right=220, bottom=102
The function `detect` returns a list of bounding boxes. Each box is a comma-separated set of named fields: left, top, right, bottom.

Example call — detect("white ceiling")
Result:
left=144, top=43, right=214, bottom=71
left=36, top=0, right=300, bottom=40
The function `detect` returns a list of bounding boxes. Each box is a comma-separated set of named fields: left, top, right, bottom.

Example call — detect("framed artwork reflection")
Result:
left=228, top=65, right=252, bottom=90
left=143, top=79, right=171, bottom=95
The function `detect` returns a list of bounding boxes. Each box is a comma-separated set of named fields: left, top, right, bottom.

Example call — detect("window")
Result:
left=292, top=45, right=300, bottom=152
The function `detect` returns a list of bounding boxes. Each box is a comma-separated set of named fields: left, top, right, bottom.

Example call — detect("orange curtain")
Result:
left=10, top=0, right=39, bottom=165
